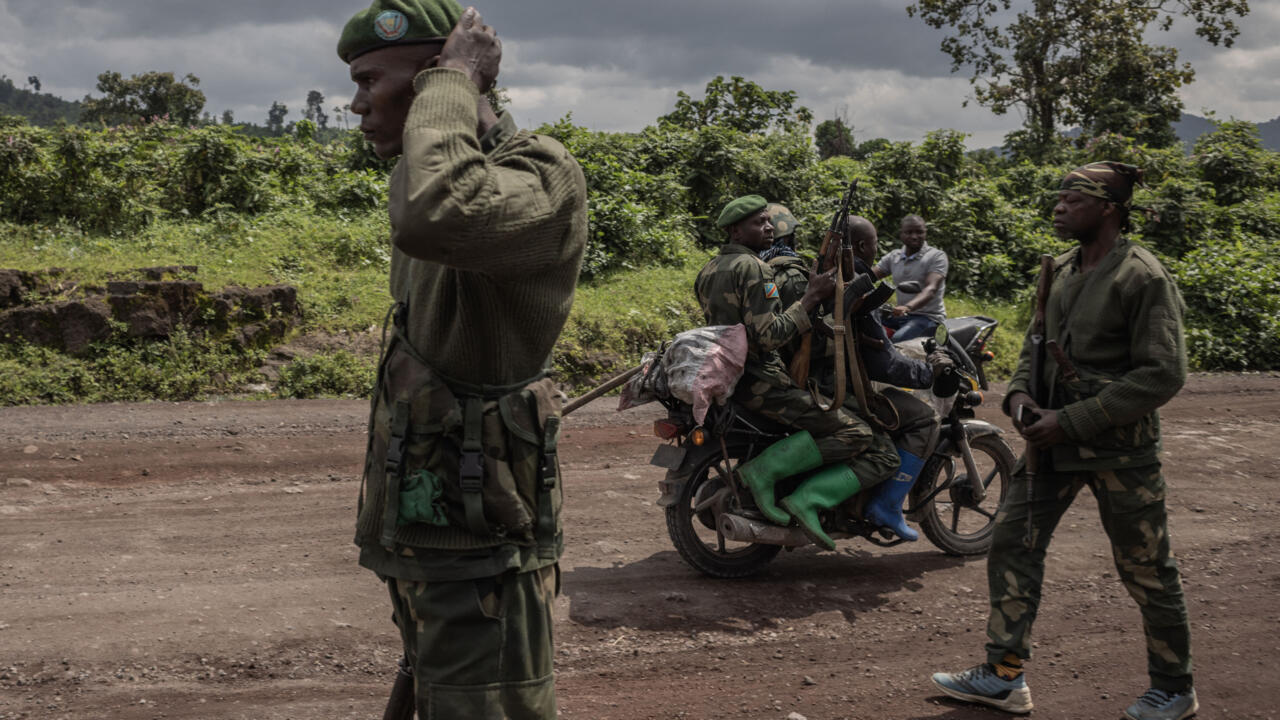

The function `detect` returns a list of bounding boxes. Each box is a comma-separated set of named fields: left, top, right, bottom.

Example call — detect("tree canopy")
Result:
left=907, top=0, right=1248, bottom=160
left=660, top=75, right=813, bottom=134
left=81, top=71, right=206, bottom=126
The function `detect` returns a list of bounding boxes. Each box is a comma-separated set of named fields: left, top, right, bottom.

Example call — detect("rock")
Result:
left=802, top=675, right=817, bottom=686
left=22, top=445, right=38, bottom=455
left=787, top=713, right=809, bottom=720
left=5, top=478, right=33, bottom=487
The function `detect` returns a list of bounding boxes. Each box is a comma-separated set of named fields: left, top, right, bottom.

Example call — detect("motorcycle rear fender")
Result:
left=654, top=443, right=730, bottom=508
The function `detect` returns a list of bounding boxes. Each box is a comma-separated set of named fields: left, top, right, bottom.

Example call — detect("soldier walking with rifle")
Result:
left=931, top=162, right=1198, bottom=720
left=337, top=1, right=587, bottom=717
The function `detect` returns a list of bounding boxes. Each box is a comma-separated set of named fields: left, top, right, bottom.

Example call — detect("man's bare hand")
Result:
left=1022, top=408, right=1068, bottom=447
left=439, top=7, right=501, bottom=92
left=801, top=266, right=837, bottom=312
left=891, top=304, right=910, bottom=317
left=1006, top=391, right=1038, bottom=431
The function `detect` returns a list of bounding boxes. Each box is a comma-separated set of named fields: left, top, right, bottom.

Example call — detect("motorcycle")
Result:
left=649, top=323, right=1015, bottom=578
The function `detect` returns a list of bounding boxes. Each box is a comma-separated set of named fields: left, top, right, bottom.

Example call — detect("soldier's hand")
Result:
left=891, top=304, right=910, bottom=317
left=1022, top=408, right=1068, bottom=447
left=801, top=266, right=837, bottom=311
left=439, top=7, right=502, bottom=93
left=1006, top=391, right=1037, bottom=430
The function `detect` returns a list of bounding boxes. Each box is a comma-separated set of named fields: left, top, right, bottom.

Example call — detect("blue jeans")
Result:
left=882, top=314, right=938, bottom=342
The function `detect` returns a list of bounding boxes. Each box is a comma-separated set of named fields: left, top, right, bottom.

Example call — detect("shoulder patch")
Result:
left=373, top=10, right=409, bottom=41
left=763, top=282, right=780, bottom=299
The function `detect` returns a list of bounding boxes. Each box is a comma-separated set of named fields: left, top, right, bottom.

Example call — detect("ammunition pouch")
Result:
left=356, top=305, right=564, bottom=557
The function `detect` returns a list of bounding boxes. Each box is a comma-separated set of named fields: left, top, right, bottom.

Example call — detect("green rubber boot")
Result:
left=778, top=465, right=862, bottom=551
left=737, top=430, right=824, bottom=525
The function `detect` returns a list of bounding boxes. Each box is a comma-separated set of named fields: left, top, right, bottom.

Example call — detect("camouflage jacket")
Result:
left=1006, top=238, right=1187, bottom=471
left=695, top=244, right=811, bottom=388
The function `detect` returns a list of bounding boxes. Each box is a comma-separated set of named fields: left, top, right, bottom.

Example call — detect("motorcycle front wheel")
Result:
left=915, top=434, right=1015, bottom=556
left=664, top=450, right=781, bottom=578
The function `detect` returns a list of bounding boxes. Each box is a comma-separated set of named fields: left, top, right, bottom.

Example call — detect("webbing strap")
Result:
left=381, top=399, right=410, bottom=549
left=460, top=397, right=489, bottom=537
left=536, top=415, right=561, bottom=559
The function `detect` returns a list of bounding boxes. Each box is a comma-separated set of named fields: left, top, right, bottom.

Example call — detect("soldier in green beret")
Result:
left=339, top=2, right=587, bottom=717
left=695, top=196, right=900, bottom=550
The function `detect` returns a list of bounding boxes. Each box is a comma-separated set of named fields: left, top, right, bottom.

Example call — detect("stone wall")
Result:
left=0, top=267, right=302, bottom=354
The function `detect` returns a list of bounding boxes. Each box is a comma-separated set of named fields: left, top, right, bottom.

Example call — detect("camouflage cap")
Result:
left=766, top=203, right=799, bottom=238
left=716, top=194, right=768, bottom=228
left=337, top=0, right=464, bottom=63
left=1060, top=161, right=1145, bottom=209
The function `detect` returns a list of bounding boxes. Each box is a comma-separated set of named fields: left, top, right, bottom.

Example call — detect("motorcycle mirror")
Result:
left=933, top=323, right=949, bottom=346
left=896, top=280, right=922, bottom=294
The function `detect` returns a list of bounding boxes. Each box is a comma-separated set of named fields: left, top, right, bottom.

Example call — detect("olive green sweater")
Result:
left=358, top=69, right=586, bottom=581
left=1006, top=238, right=1187, bottom=470
left=388, top=69, right=587, bottom=386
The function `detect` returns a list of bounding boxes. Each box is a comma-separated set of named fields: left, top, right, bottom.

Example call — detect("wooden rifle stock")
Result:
left=383, top=655, right=415, bottom=720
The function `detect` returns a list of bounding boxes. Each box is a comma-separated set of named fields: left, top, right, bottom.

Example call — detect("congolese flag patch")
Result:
left=763, top=282, right=780, bottom=299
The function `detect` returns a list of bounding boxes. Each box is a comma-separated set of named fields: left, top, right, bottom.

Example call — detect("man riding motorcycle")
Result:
left=764, top=211, right=953, bottom=541
left=694, top=195, right=899, bottom=550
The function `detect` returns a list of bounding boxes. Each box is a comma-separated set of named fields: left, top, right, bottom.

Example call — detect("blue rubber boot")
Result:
left=862, top=448, right=923, bottom=541
left=737, top=431, right=824, bottom=525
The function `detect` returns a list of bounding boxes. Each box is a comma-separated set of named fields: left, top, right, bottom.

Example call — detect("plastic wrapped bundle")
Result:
left=662, top=324, right=747, bottom=423
left=618, top=350, right=669, bottom=411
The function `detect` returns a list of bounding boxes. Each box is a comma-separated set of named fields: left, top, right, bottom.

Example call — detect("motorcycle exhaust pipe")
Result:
left=718, top=513, right=811, bottom=547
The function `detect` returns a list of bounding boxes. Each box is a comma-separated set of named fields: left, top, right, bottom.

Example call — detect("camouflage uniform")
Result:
left=695, top=244, right=886, bottom=475
left=987, top=238, right=1192, bottom=693
left=354, top=68, right=587, bottom=718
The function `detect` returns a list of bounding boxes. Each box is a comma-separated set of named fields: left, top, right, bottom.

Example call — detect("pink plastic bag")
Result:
left=663, top=324, right=748, bottom=424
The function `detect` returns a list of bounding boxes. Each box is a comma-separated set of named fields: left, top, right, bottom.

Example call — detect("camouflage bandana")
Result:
left=759, top=238, right=800, bottom=262
left=1060, top=161, right=1144, bottom=209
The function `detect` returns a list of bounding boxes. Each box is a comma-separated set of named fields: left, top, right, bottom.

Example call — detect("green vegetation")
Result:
left=1, top=75, right=1277, bottom=406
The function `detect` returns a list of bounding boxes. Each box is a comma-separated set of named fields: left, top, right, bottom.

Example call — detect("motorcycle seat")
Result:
left=943, top=315, right=997, bottom=350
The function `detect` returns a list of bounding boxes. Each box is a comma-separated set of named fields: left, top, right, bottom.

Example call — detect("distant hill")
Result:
left=1175, top=113, right=1280, bottom=151
left=0, top=76, right=79, bottom=125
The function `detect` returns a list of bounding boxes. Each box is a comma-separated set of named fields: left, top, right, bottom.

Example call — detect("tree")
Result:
left=660, top=75, right=813, bottom=134
left=304, top=90, right=328, bottom=129
left=222, top=109, right=234, bottom=125
left=26, top=76, right=40, bottom=93
left=815, top=116, right=855, bottom=159
left=907, top=0, right=1247, bottom=160
left=266, top=101, right=288, bottom=135
left=80, top=71, right=206, bottom=126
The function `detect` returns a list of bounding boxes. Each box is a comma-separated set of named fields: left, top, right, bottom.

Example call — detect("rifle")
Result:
left=1022, top=253, right=1056, bottom=549
left=383, top=654, right=415, bottom=720
left=788, top=180, right=859, bottom=412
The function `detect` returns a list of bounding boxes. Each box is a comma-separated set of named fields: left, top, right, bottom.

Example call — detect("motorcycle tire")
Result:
left=915, top=433, right=1015, bottom=556
left=664, top=450, right=781, bottom=578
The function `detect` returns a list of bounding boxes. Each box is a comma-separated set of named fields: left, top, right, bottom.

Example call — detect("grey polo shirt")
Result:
left=875, top=242, right=948, bottom=322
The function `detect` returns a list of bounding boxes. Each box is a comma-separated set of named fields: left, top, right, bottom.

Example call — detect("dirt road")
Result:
left=2, top=374, right=1278, bottom=720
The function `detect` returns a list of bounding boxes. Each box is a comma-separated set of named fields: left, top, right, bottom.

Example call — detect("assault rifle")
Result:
left=788, top=180, right=860, bottom=413
left=1022, top=253, right=1056, bottom=549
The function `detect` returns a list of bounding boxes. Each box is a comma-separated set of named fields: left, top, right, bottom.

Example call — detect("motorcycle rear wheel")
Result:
left=664, top=450, right=781, bottom=578
left=915, top=434, right=1014, bottom=556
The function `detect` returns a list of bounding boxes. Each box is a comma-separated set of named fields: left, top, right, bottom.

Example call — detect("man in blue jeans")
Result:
left=873, top=215, right=948, bottom=341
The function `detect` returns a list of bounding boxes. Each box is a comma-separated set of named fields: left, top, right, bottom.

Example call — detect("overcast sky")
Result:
left=3, top=1, right=1278, bottom=147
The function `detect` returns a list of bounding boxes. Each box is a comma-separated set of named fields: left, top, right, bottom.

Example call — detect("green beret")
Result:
left=337, top=0, right=464, bottom=63
left=717, top=195, right=768, bottom=229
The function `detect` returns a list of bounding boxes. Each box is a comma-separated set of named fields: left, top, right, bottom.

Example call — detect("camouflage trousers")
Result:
left=735, top=378, right=900, bottom=488
left=387, top=564, right=559, bottom=719
left=985, top=462, right=1193, bottom=693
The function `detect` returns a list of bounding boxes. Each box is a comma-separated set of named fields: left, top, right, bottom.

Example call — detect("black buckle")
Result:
left=392, top=301, right=408, bottom=328
left=385, top=434, right=406, bottom=475
left=540, top=451, right=558, bottom=490
left=460, top=451, right=484, bottom=490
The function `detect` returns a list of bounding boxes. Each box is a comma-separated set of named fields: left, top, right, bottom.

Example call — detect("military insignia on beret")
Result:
left=764, top=282, right=780, bottom=300
left=373, top=10, right=409, bottom=41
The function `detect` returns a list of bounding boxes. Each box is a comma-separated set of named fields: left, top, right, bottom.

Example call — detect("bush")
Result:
left=276, top=350, right=376, bottom=399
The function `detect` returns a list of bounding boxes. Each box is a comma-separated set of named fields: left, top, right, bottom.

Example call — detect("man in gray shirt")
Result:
left=873, top=214, right=948, bottom=341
